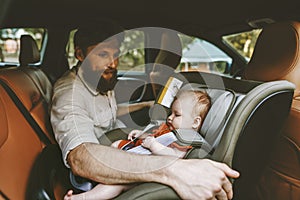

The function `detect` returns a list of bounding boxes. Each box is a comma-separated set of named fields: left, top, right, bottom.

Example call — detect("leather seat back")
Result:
left=0, top=34, right=55, bottom=199
left=242, top=21, right=300, bottom=200
left=0, top=77, right=48, bottom=200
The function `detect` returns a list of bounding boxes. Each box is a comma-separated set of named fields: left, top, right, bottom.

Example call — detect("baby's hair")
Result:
left=176, top=90, right=211, bottom=121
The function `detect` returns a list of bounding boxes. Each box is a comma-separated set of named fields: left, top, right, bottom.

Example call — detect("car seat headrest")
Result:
left=19, top=34, right=40, bottom=66
left=200, top=88, right=235, bottom=146
left=150, top=80, right=236, bottom=148
left=150, top=31, right=182, bottom=97
left=181, top=83, right=236, bottom=147
left=0, top=96, right=8, bottom=147
left=243, top=21, right=300, bottom=96
left=154, top=31, right=182, bottom=67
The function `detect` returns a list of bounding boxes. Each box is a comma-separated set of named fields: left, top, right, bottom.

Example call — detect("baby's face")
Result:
left=167, top=95, right=195, bottom=130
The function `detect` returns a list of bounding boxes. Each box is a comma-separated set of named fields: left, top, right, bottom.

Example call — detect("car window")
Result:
left=222, top=29, right=262, bottom=62
left=66, top=29, right=145, bottom=73
left=0, top=28, right=46, bottom=65
left=119, top=30, right=145, bottom=73
left=177, top=33, right=232, bottom=75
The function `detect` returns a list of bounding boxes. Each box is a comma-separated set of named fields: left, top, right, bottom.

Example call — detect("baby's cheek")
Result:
left=172, top=119, right=180, bottom=129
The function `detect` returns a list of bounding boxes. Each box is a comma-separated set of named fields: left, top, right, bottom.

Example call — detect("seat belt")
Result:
left=0, top=79, right=51, bottom=145
left=0, top=190, right=9, bottom=200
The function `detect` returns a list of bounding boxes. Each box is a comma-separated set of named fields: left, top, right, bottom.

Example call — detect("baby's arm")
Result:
left=142, top=136, right=186, bottom=158
left=111, top=130, right=149, bottom=149
left=128, top=130, right=148, bottom=140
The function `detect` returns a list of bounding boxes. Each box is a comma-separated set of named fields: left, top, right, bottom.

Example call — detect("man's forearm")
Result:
left=117, top=101, right=154, bottom=116
left=68, top=143, right=240, bottom=200
left=67, top=142, right=176, bottom=185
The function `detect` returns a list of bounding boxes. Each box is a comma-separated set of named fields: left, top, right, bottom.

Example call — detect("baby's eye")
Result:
left=175, top=113, right=181, bottom=117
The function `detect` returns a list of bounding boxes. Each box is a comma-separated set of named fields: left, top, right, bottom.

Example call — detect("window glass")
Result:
left=67, top=29, right=145, bottom=72
left=222, top=29, right=262, bottom=62
left=177, top=33, right=232, bottom=75
left=119, top=30, right=145, bottom=73
left=66, top=29, right=76, bottom=67
left=0, top=28, right=45, bottom=64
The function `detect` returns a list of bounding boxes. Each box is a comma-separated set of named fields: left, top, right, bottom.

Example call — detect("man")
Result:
left=50, top=20, right=239, bottom=200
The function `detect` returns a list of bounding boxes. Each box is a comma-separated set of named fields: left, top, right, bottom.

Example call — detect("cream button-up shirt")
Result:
left=50, top=66, right=125, bottom=167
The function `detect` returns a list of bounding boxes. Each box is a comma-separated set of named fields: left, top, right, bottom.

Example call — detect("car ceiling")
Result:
left=1, top=0, right=300, bottom=38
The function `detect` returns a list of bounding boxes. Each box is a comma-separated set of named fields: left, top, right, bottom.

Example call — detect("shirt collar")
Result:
left=76, top=65, right=100, bottom=96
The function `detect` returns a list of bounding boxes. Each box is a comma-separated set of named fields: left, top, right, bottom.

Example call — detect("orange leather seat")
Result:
left=243, top=21, right=300, bottom=200
left=0, top=35, right=55, bottom=199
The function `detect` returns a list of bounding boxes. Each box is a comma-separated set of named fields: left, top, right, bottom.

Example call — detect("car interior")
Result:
left=0, top=0, right=300, bottom=200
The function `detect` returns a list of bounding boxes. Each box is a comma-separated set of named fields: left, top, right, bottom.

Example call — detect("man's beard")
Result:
left=82, top=65, right=118, bottom=94
left=97, top=69, right=118, bottom=94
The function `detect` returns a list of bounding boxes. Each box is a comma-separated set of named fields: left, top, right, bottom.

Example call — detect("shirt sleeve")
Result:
left=50, top=80, right=99, bottom=168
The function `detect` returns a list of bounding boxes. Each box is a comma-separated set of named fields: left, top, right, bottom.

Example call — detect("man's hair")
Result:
left=74, top=20, right=125, bottom=52
left=177, top=90, right=211, bottom=121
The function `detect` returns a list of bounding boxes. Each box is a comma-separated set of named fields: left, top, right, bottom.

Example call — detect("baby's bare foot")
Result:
left=64, top=190, right=73, bottom=200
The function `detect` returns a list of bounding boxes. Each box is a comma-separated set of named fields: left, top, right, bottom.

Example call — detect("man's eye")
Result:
left=98, top=52, right=108, bottom=58
left=114, top=52, right=120, bottom=59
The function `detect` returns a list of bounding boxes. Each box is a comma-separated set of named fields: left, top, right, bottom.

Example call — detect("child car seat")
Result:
left=113, top=71, right=294, bottom=200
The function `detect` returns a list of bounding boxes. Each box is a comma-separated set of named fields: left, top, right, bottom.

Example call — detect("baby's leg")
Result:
left=94, top=184, right=133, bottom=199
left=63, top=190, right=73, bottom=200
left=64, top=183, right=133, bottom=200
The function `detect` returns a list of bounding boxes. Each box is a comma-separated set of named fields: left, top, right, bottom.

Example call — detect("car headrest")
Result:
left=154, top=31, right=182, bottom=69
left=19, top=34, right=40, bottom=65
left=0, top=94, right=8, bottom=147
left=150, top=31, right=182, bottom=97
left=243, top=21, right=300, bottom=97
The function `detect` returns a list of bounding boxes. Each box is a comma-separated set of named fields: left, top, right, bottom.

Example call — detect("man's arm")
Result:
left=68, top=143, right=239, bottom=200
left=117, top=101, right=154, bottom=116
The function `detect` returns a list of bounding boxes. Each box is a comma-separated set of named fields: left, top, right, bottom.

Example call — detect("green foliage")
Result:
left=223, top=29, right=262, bottom=59
left=119, top=30, right=145, bottom=71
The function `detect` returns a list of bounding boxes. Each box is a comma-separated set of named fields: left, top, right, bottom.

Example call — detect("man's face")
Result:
left=80, top=38, right=120, bottom=93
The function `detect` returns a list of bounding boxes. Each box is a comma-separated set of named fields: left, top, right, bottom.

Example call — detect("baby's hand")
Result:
left=142, top=136, right=156, bottom=149
left=128, top=130, right=144, bottom=141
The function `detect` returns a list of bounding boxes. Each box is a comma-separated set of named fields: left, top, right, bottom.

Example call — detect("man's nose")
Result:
left=108, top=57, right=118, bottom=68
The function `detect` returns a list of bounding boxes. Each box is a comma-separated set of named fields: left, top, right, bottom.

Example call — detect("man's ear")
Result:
left=192, top=116, right=202, bottom=130
left=75, top=47, right=85, bottom=62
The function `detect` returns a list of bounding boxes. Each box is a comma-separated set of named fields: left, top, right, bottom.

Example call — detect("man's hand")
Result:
left=167, top=159, right=240, bottom=200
